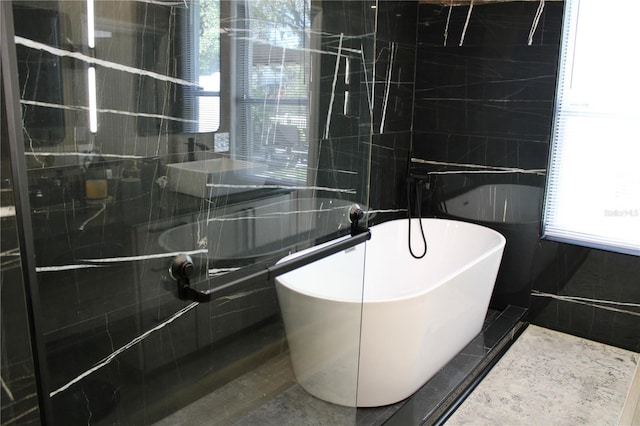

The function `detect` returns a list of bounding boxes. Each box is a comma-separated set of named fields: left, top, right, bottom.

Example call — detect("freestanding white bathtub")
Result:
left=437, top=184, right=554, bottom=308
left=275, top=218, right=506, bottom=407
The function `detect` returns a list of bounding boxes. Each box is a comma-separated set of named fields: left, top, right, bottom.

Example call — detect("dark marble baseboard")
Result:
left=374, top=305, right=527, bottom=426
left=154, top=305, right=526, bottom=425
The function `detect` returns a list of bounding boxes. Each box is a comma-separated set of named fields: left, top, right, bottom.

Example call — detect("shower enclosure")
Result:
left=1, top=1, right=376, bottom=423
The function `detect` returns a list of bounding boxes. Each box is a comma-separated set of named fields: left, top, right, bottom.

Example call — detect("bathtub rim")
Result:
left=275, top=218, right=506, bottom=304
left=437, top=183, right=543, bottom=225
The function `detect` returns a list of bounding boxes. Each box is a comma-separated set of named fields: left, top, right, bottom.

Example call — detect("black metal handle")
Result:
left=267, top=231, right=371, bottom=279
left=169, top=230, right=372, bottom=303
left=169, top=254, right=212, bottom=302
left=348, top=204, right=369, bottom=236
left=408, top=171, right=430, bottom=185
left=170, top=254, right=194, bottom=282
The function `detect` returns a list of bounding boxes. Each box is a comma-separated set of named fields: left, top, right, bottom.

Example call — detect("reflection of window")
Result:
left=180, top=0, right=220, bottom=134
left=543, top=0, right=640, bottom=256
left=192, top=0, right=220, bottom=133
left=235, top=0, right=311, bottom=184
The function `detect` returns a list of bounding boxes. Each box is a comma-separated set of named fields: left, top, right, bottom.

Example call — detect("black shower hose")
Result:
left=407, top=179, right=428, bottom=259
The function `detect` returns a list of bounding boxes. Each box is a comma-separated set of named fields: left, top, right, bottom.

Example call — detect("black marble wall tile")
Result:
left=411, top=0, right=640, bottom=351
left=412, top=1, right=563, bottom=166
left=367, top=1, right=419, bottom=213
left=7, top=1, right=638, bottom=425
left=317, top=33, right=372, bottom=142
left=373, top=1, right=419, bottom=135
left=414, top=98, right=554, bottom=142
left=416, top=47, right=560, bottom=100
left=320, top=0, right=377, bottom=36
left=314, top=1, right=378, bottom=210
left=414, top=45, right=560, bottom=141
left=531, top=248, right=640, bottom=353
left=376, top=0, right=420, bottom=45
left=411, top=1, right=564, bottom=312
left=373, top=43, right=417, bottom=134
left=368, top=132, right=412, bottom=216
left=316, top=135, right=371, bottom=205
left=412, top=132, right=549, bottom=171
left=417, top=3, right=563, bottom=48
left=7, top=0, right=381, bottom=423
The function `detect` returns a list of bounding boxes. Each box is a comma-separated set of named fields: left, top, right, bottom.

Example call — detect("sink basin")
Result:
left=166, top=158, right=267, bottom=198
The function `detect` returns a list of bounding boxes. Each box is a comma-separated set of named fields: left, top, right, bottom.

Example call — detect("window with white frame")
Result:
left=543, top=0, right=640, bottom=256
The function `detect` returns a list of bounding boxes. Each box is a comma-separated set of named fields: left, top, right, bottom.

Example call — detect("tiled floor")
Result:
left=153, top=313, right=639, bottom=426
left=154, top=306, right=526, bottom=426
left=447, top=325, right=639, bottom=426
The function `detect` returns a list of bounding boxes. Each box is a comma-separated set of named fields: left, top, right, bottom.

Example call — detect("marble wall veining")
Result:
left=1, top=91, right=42, bottom=425
left=315, top=0, right=375, bottom=206
left=2, top=0, right=382, bottom=424
left=368, top=0, right=418, bottom=221
left=531, top=249, right=640, bottom=353
left=410, top=1, right=564, bottom=309
left=410, top=0, right=640, bottom=352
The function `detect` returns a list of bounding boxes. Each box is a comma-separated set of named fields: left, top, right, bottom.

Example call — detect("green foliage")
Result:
left=249, top=0, right=308, bottom=47
left=197, top=0, right=309, bottom=77
left=199, top=0, right=220, bottom=75
left=250, top=0, right=308, bottom=31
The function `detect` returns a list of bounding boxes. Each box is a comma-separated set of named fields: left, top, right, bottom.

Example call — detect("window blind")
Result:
left=543, top=0, right=640, bottom=256
left=235, top=0, right=311, bottom=184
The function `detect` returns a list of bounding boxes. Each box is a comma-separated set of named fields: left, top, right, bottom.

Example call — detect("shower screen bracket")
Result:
left=170, top=231, right=371, bottom=303
left=348, top=204, right=370, bottom=236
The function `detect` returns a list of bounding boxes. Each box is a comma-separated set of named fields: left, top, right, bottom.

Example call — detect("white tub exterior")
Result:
left=275, top=218, right=506, bottom=407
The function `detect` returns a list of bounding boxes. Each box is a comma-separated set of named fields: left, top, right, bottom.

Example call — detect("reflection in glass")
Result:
left=1, top=76, right=42, bottom=425
left=236, top=0, right=311, bottom=184
left=11, top=0, right=373, bottom=423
